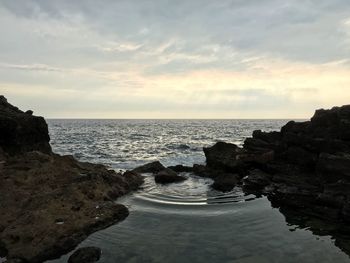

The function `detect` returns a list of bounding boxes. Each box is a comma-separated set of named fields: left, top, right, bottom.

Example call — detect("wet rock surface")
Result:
left=0, top=97, right=143, bottom=262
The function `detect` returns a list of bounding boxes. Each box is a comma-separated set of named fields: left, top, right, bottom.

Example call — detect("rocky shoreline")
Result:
left=0, top=96, right=143, bottom=262
left=2, top=94, right=350, bottom=261
left=132, top=104, right=350, bottom=255
left=142, top=104, right=350, bottom=225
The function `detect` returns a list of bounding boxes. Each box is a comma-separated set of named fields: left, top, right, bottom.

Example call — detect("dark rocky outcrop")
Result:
left=204, top=142, right=243, bottom=172
left=195, top=104, right=350, bottom=254
left=202, top=104, right=350, bottom=225
left=0, top=96, right=144, bottom=262
left=155, top=168, right=187, bottom=184
left=0, top=96, right=51, bottom=155
left=68, top=247, right=101, bottom=263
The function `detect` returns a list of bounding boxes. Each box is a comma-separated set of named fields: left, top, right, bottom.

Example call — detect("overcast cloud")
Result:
left=0, top=0, right=349, bottom=118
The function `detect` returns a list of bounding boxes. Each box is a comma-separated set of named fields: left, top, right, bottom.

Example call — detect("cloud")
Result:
left=0, top=0, right=349, bottom=118
left=0, top=63, right=65, bottom=72
left=2, top=0, right=350, bottom=66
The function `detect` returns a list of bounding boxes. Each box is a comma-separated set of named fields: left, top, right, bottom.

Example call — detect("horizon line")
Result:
left=46, top=117, right=308, bottom=120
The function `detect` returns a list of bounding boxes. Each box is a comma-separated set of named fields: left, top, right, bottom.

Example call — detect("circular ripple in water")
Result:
left=123, top=174, right=257, bottom=216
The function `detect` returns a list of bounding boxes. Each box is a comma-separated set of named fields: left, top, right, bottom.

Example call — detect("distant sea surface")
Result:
left=48, top=119, right=289, bottom=170
left=47, top=119, right=350, bottom=263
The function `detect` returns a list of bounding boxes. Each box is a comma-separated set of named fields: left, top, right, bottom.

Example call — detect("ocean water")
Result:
left=47, top=119, right=350, bottom=263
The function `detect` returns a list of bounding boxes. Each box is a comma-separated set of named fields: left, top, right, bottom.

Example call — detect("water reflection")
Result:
left=268, top=195, right=350, bottom=258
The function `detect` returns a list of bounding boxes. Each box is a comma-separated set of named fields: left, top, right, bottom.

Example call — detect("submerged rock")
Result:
left=155, top=168, right=187, bottom=184
left=68, top=247, right=101, bottom=263
left=132, top=161, right=165, bottom=174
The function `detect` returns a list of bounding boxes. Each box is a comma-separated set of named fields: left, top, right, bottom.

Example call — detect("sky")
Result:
left=0, top=0, right=349, bottom=119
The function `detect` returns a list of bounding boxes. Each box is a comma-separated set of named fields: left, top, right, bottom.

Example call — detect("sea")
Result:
left=47, top=119, right=350, bottom=263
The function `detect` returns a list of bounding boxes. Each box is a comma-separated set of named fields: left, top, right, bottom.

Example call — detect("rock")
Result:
left=0, top=240, right=8, bottom=257
left=1, top=151, right=139, bottom=262
left=192, top=164, right=227, bottom=179
left=252, top=130, right=282, bottom=143
left=238, top=150, right=275, bottom=166
left=244, top=130, right=282, bottom=153
left=68, top=247, right=101, bottom=263
left=154, top=168, right=187, bottom=184
left=0, top=96, right=144, bottom=262
left=167, top=165, right=193, bottom=173
left=192, top=164, right=211, bottom=177
left=132, top=161, right=165, bottom=174
left=0, top=96, right=51, bottom=155
left=317, top=152, right=350, bottom=183
left=25, top=110, right=33, bottom=115
left=221, top=104, right=350, bottom=224
left=122, top=171, right=145, bottom=190
left=244, top=137, right=271, bottom=152
left=280, top=146, right=317, bottom=171
left=0, top=146, right=6, bottom=161
left=243, top=169, right=272, bottom=190
left=203, top=142, right=244, bottom=171
left=211, top=173, right=240, bottom=192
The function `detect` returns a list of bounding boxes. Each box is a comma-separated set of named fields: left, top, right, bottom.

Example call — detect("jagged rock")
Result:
left=68, top=247, right=101, bottom=263
left=0, top=96, right=51, bottom=155
left=203, top=142, right=245, bottom=171
left=132, top=161, right=165, bottom=174
left=202, top=104, right=350, bottom=223
left=155, top=168, right=187, bottom=184
left=252, top=130, right=282, bottom=143
left=237, top=150, right=274, bottom=166
left=317, top=152, right=350, bottom=183
left=280, top=146, right=317, bottom=171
